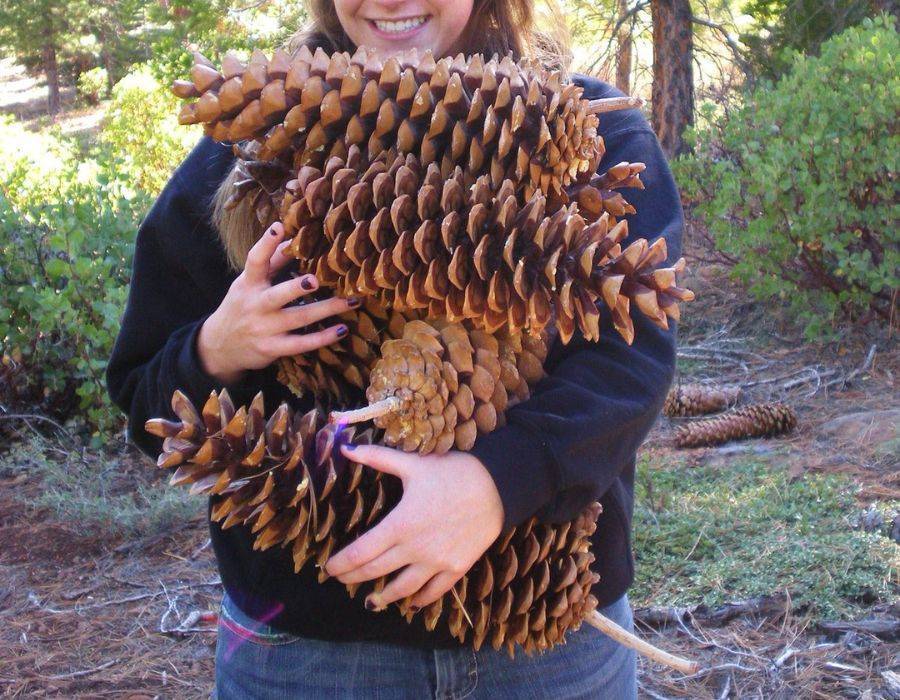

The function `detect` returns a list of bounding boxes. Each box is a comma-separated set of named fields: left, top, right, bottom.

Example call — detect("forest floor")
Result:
left=0, top=68, right=897, bottom=699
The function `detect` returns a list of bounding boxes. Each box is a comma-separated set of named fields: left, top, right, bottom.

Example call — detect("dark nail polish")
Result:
left=346, top=296, right=362, bottom=308
left=364, top=598, right=376, bottom=611
left=342, top=442, right=357, bottom=451
left=336, top=325, right=349, bottom=338
left=300, top=276, right=316, bottom=291
left=410, top=605, right=420, bottom=613
left=269, top=227, right=279, bottom=236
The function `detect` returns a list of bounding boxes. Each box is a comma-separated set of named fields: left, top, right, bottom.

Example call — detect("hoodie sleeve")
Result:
left=105, top=137, right=264, bottom=460
left=470, top=85, right=682, bottom=529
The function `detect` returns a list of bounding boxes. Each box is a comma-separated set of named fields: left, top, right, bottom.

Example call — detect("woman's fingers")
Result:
left=339, top=444, right=416, bottom=481
left=366, top=565, right=435, bottom=611
left=325, top=510, right=404, bottom=578
left=267, top=238, right=296, bottom=277
left=263, top=273, right=319, bottom=309
left=409, top=571, right=461, bottom=609
left=334, top=545, right=411, bottom=586
left=275, top=296, right=360, bottom=331
left=243, top=222, right=284, bottom=282
left=266, top=324, right=348, bottom=357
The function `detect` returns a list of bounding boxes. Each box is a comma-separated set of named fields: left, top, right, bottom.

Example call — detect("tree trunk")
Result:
left=615, top=0, right=633, bottom=94
left=651, top=0, right=694, bottom=157
left=43, top=43, right=61, bottom=117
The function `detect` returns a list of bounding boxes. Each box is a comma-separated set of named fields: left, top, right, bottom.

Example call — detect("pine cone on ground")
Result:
left=663, top=383, right=741, bottom=417
left=146, top=388, right=601, bottom=656
left=674, top=403, right=798, bottom=448
left=330, top=319, right=548, bottom=453
left=278, top=145, right=691, bottom=344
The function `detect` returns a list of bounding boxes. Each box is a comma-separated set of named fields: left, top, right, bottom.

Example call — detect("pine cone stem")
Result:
left=584, top=611, right=700, bottom=675
left=587, top=96, right=644, bottom=114
left=330, top=397, right=401, bottom=425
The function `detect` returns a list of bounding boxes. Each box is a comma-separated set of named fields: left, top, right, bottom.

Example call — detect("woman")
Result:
left=106, top=1, right=682, bottom=697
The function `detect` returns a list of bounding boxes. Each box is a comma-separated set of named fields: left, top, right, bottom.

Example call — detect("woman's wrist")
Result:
left=197, top=314, right=247, bottom=386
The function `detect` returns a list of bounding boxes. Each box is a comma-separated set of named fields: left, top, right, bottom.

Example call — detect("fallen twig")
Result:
left=36, top=658, right=117, bottom=681
left=28, top=580, right=222, bottom=613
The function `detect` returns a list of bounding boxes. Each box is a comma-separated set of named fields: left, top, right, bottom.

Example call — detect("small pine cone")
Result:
left=146, top=389, right=602, bottom=656
left=331, top=320, right=548, bottom=453
left=674, top=403, right=798, bottom=448
left=280, top=145, right=691, bottom=345
left=174, top=47, right=611, bottom=207
left=274, top=295, right=418, bottom=405
left=663, top=383, right=741, bottom=417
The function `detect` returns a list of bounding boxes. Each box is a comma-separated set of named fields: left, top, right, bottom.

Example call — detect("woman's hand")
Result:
left=325, top=444, right=505, bottom=611
left=197, top=222, right=359, bottom=384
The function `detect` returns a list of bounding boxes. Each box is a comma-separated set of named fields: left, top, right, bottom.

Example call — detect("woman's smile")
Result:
left=369, top=14, right=431, bottom=37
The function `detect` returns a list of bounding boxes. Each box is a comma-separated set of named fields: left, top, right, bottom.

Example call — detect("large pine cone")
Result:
left=332, top=319, right=548, bottom=453
left=174, top=47, right=608, bottom=207
left=674, top=403, right=798, bottom=448
left=146, top=389, right=601, bottom=656
left=278, top=145, right=690, bottom=344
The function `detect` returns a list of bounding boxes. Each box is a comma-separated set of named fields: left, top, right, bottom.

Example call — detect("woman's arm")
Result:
left=107, top=140, right=357, bottom=462
left=105, top=138, right=261, bottom=459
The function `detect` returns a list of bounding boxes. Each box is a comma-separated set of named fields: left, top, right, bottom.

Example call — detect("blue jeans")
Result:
left=213, top=591, right=637, bottom=699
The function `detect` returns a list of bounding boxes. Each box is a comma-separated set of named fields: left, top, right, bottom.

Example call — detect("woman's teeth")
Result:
left=373, top=16, right=428, bottom=34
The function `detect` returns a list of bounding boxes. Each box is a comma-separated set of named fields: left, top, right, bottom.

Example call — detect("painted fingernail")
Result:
left=410, top=605, right=420, bottom=613
left=364, top=597, right=377, bottom=611
left=269, top=226, right=280, bottom=237
left=342, top=442, right=357, bottom=451
left=336, top=325, right=349, bottom=338
left=346, top=296, right=362, bottom=308
left=300, top=276, right=316, bottom=291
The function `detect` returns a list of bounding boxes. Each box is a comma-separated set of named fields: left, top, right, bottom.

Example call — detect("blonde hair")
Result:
left=213, top=1, right=571, bottom=271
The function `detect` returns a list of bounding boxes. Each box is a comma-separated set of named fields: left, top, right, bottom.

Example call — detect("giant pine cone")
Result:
left=277, top=145, right=689, bottom=344
left=147, top=389, right=602, bottom=656
left=174, top=46, right=617, bottom=208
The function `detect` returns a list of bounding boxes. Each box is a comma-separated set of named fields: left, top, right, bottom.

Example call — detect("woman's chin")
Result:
left=359, top=27, right=444, bottom=57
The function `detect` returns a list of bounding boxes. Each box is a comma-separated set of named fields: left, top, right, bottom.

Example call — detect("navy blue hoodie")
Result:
left=106, top=74, right=681, bottom=647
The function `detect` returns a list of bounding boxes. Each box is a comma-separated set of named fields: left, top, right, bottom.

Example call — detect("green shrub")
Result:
left=77, top=67, right=109, bottom=105
left=0, top=118, right=144, bottom=439
left=0, top=68, right=202, bottom=441
left=99, top=69, right=199, bottom=196
left=674, top=17, right=899, bottom=338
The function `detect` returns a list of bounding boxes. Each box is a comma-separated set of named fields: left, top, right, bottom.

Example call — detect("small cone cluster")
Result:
left=274, top=296, right=417, bottom=404
left=331, top=320, right=548, bottom=453
left=278, top=145, right=691, bottom=344
left=146, top=388, right=602, bottom=656
left=174, top=46, right=610, bottom=206
left=674, top=403, right=798, bottom=448
left=663, top=383, right=741, bottom=417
